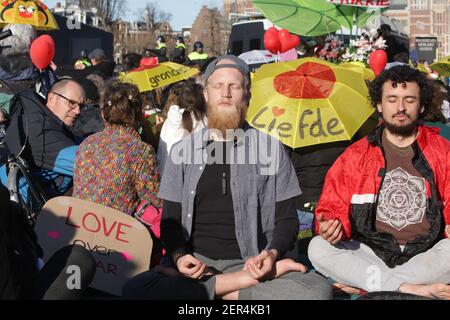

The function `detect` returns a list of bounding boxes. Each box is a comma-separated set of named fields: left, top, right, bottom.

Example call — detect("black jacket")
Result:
left=1, top=91, right=78, bottom=200
left=171, top=45, right=186, bottom=64
left=289, top=141, right=350, bottom=211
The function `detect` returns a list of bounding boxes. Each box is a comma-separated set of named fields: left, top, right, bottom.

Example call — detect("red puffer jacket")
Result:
left=315, top=125, right=450, bottom=267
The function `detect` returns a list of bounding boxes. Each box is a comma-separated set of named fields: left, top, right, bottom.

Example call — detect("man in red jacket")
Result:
left=308, top=65, right=450, bottom=299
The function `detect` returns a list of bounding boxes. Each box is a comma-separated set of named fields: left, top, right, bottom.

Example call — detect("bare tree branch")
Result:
left=79, top=0, right=126, bottom=26
left=136, top=2, right=172, bottom=30
left=158, top=11, right=173, bottom=23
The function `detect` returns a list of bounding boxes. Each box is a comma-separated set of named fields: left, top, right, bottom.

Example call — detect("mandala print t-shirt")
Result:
left=375, top=130, right=430, bottom=246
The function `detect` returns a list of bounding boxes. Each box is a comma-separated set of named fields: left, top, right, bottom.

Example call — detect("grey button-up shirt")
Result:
left=158, top=125, right=301, bottom=259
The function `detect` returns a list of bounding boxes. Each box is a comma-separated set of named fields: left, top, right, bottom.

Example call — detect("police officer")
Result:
left=74, top=49, right=92, bottom=70
left=171, top=36, right=187, bottom=64
left=187, top=41, right=209, bottom=66
left=155, top=35, right=168, bottom=59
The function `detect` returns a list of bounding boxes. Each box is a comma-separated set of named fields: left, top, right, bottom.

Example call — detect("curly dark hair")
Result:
left=369, top=65, right=434, bottom=119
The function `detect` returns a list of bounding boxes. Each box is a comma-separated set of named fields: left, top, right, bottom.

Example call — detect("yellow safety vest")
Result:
left=156, top=43, right=167, bottom=50
left=188, top=52, right=209, bottom=61
left=75, top=58, right=92, bottom=67
left=176, top=43, right=187, bottom=50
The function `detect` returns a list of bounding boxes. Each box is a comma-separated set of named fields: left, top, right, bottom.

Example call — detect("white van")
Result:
left=227, top=18, right=316, bottom=57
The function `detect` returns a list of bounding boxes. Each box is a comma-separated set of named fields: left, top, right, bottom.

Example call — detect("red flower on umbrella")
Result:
left=274, top=62, right=336, bottom=99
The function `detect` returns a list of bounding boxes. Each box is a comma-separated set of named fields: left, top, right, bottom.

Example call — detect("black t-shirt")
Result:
left=189, top=141, right=240, bottom=259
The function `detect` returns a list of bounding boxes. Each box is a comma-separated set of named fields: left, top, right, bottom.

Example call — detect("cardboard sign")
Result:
left=35, top=197, right=153, bottom=296
left=327, top=0, right=390, bottom=8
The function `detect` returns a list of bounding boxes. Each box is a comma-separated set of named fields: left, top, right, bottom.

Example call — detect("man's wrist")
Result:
left=171, top=248, right=188, bottom=264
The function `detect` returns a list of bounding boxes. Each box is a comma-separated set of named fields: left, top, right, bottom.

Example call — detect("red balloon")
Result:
left=264, top=27, right=281, bottom=54
left=369, top=50, right=388, bottom=76
left=279, top=29, right=300, bottom=53
left=30, top=35, right=55, bottom=70
left=39, top=35, right=55, bottom=62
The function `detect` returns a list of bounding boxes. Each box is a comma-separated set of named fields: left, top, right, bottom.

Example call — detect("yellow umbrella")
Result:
left=0, top=0, right=58, bottom=30
left=247, top=57, right=374, bottom=148
left=340, top=61, right=375, bottom=81
left=430, top=56, right=450, bottom=77
left=121, top=62, right=199, bottom=92
left=416, top=63, right=430, bottom=74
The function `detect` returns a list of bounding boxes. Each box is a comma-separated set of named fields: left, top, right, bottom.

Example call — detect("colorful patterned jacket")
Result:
left=73, top=125, right=162, bottom=215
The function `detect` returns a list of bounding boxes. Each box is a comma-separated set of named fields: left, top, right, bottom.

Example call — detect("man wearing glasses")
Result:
left=0, top=79, right=85, bottom=203
left=47, top=84, right=85, bottom=128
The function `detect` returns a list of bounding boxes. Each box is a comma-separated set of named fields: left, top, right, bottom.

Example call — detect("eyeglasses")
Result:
left=51, top=91, right=84, bottom=110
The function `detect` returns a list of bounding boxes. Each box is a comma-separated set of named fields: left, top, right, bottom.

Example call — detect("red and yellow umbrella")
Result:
left=247, top=57, right=374, bottom=148
left=0, top=0, right=59, bottom=30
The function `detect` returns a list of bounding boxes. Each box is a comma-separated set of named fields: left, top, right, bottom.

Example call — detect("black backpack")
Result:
left=6, top=155, right=49, bottom=226
left=0, top=183, right=43, bottom=299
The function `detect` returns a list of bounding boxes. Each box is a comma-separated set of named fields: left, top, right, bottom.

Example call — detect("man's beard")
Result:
left=207, top=103, right=247, bottom=139
left=383, top=112, right=420, bottom=137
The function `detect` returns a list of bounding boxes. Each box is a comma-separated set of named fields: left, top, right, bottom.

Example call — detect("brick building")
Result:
left=409, top=0, right=449, bottom=59
left=384, top=0, right=409, bottom=33
left=112, top=20, right=154, bottom=63
left=385, top=0, right=450, bottom=59
left=190, top=5, right=230, bottom=56
left=223, top=0, right=259, bottom=21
